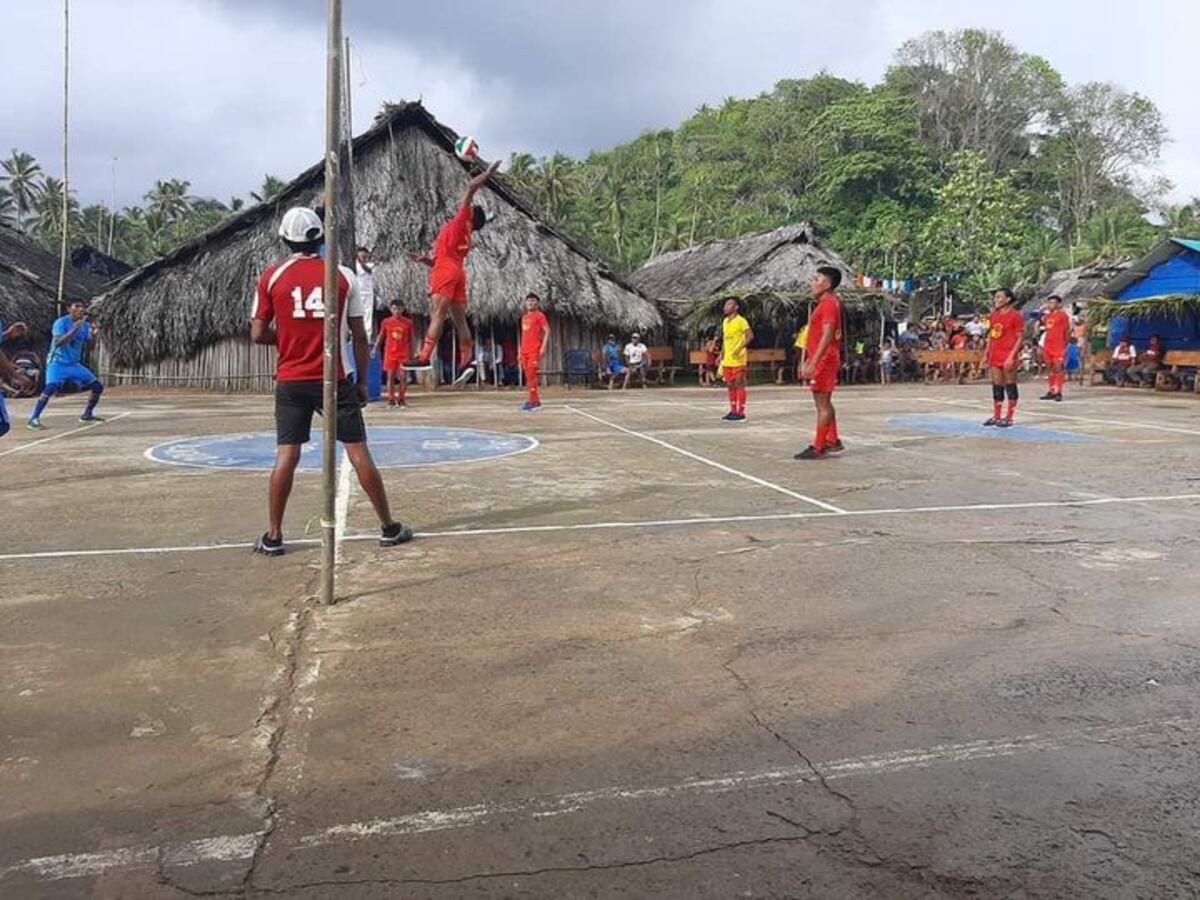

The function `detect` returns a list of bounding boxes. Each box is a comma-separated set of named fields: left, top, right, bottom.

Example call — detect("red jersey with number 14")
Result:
left=251, top=253, right=363, bottom=382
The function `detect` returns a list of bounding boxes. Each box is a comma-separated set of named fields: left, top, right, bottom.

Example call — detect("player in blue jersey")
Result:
left=0, top=319, right=33, bottom=438
left=28, top=300, right=105, bottom=429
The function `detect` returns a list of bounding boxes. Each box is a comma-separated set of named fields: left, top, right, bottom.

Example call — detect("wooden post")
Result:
left=55, top=0, right=70, bottom=311
left=320, top=0, right=343, bottom=607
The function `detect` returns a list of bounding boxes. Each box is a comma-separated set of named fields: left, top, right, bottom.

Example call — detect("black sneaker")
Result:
left=794, top=445, right=825, bottom=460
left=1039, top=392, right=1055, bottom=400
left=380, top=522, right=414, bottom=547
left=983, top=417, right=999, bottom=427
left=996, top=418, right=1013, bottom=429
left=826, top=440, right=845, bottom=453
left=1053, top=393, right=1063, bottom=402
left=722, top=412, right=737, bottom=421
left=254, top=533, right=285, bottom=556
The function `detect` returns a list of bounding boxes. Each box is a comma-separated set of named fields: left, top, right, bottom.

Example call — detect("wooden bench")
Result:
left=915, top=350, right=984, bottom=365
left=645, top=346, right=680, bottom=385
left=1088, top=349, right=1113, bottom=386
left=1154, top=350, right=1200, bottom=393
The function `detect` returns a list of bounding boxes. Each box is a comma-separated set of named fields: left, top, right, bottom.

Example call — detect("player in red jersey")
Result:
left=519, top=293, right=550, bottom=411
left=983, top=288, right=1025, bottom=427
left=250, top=207, right=412, bottom=556
left=372, top=300, right=413, bottom=407
left=405, top=160, right=501, bottom=384
left=795, top=266, right=845, bottom=460
left=1039, top=294, right=1070, bottom=402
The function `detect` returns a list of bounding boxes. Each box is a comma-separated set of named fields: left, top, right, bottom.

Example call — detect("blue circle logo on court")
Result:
left=146, top=426, right=538, bottom=471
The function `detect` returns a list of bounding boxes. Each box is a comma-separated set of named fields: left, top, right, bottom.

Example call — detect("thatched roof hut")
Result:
left=94, top=102, right=661, bottom=389
left=0, top=223, right=108, bottom=351
left=1033, top=258, right=1130, bottom=306
left=630, top=223, right=891, bottom=337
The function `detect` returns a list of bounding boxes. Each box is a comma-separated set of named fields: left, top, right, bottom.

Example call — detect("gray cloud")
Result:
left=4, top=0, right=1196, bottom=212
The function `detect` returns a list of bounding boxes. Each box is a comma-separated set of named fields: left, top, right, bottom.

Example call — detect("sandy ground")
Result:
left=2, top=382, right=1199, bottom=898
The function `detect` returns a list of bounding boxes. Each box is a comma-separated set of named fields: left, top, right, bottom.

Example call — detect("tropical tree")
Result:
left=144, top=178, right=195, bottom=222
left=250, top=174, right=286, bottom=203
left=35, top=177, right=80, bottom=247
left=1, top=150, right=45, bottom=231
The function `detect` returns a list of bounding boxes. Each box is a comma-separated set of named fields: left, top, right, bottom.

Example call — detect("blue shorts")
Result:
left=606, top=360, right=626, bottom=375
left=0, top=393, right=9, bottom=435
left=45, top=364, right=99, bottom=392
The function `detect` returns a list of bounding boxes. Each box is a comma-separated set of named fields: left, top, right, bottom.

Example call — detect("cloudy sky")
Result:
left=5, top=0, right=1197, bottom=210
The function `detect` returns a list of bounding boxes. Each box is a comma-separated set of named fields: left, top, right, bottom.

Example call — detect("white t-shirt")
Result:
left=625, top=342, right=647, bottom=365
left=965, top=321, right=986, bottom=338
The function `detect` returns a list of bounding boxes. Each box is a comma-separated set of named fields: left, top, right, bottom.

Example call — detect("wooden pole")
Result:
left=320, top=0, right=343, bottom=607
left=55, top=0, right=70, bottom=311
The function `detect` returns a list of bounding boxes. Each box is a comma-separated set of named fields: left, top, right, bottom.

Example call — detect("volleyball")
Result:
left=454, top=136, right=480, bottom=162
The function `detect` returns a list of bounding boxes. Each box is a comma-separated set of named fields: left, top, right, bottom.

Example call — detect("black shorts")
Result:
left=274, top=379, right=367, bottom=445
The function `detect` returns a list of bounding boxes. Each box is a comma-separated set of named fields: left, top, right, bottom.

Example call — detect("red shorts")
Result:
left=429, top=263, right=467, bottom=304
left=1043, top=347, right=1066, bottom=366
left=722, top=365, right=746, bottom=381
left=809, top=360, right=839, bottom=393
left=383, top=356, right=408, bottom=374
left=988, top=346, right=1019, bottom=369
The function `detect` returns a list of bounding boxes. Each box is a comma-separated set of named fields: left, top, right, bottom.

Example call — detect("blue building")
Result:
left=1103, top=238, right=1200, bottom=349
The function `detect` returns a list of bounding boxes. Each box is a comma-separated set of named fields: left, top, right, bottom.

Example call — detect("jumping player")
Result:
left=250, top=206, right=412, bottom=555
left=1040, top=294, right=1070, bottom=402
left=721, top=297, right=752, bottom=421
left=27, top=300, right=105, bottom=429
left=795, top=267, right=844, bottom=459
left=983, top=288, right=1024, bottom=427
left=405, top=160, right=501, bottom=383
left=519, top=293, right=549, bottom=411
left=0, top=320, right=33, bottom=439
left=372, top=300, right=413, bottom=407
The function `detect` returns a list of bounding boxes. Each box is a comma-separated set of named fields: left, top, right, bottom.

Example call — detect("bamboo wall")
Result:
left=98, top=336, right=277, bottom=392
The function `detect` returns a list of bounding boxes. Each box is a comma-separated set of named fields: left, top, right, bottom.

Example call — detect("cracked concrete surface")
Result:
left=2, top=386, right=1200, bottom=897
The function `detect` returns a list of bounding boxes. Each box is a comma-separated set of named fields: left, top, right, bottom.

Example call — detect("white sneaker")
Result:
left=452, top=366, right=476, bottom=386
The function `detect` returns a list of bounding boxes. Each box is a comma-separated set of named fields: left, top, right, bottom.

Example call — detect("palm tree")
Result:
left=145, top=178, right=194, bottom=222
left=538, top=154, right=573, bottom=223
left=0, top=186, right=14, bottom=226
left=1028, top=230, right=1066, bottom=283
left=601, top=171, right=627, bottom=265
left=228, top=196, right=245, bottom=213
left=1, top=150, right=44, bottom=231
left=1160, top=202, right=1198, bottom=237
left=505, top=153, right=538, bottom=200
left=35, top=177, right=79, bottom=248
left=250, top=174, right=286, bottom=203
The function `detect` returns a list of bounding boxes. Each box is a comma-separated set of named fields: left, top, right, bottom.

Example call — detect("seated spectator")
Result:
left=1127, top=334, right=1164, bottom=387
left=622, top=333, right=649, bottom=389
left=599, top=333, right=627, bottom=390
left=1107, top=337, right=1137, bottom=385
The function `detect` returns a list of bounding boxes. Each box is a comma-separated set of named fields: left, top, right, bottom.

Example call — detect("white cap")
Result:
left=279, top=207, right=324, bottom=243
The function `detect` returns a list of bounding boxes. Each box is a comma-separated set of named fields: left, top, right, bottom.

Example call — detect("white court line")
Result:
left=1, top=716, right=1185, bottom=883
left=0, top=412, right=132, bottom=458
left=3, top=492, right=1199, bottom=563
left=565, top=405, right=846, bottom=514
left=334, top=452, right=353, bottom=566
left=914, top=397, right=1200, bottom=437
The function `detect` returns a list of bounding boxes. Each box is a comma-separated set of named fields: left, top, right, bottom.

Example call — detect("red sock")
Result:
left=736, top=387, right=746, bottom=414
left=459, top=339, right=474, bottom=370
left=993, top=400, right=1003, bottom=419
left=530, top=384, right=540, bottom=404
left=419, top=335, right=436, bottom=362
left=728, top=386, right=737, bottom=412
left=827, top=418, right=839, bottom=444
left=814, top=423, right=827, bottom=451
left=1006, top=399, right=1018, bottom=420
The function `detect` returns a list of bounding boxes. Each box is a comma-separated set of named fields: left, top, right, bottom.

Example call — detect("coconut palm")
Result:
left=145, top=178, right=195, bottom=222
left=0, top=186, right=14, bottom=226
left=538, top=154, right=574, bottom=223
left=1, top=150, right=44, bottom=231
left=35, top=177, right=80, bottom=247
left=250, top=175, right=286, bottom=204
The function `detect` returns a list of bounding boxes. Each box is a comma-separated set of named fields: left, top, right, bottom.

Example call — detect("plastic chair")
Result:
left=564, top=349, right=594, bottom=390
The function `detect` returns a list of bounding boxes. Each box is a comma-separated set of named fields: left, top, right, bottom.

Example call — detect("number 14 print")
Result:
left=291, top=286, right=325, bottom=319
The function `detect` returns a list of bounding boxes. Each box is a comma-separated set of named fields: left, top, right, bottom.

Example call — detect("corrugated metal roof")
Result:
left=1172, top=238, right=1200, bottom=254
left=1103, top=237, right=1200, bottom=297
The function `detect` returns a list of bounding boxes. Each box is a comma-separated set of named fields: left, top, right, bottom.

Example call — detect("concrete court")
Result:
left=1, top=382, right=1199, bottom=899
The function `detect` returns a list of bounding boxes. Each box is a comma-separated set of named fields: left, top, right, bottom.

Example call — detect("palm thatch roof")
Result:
left=0, top=223, right=108, bottom=348
left=1033, top=258, right=1130, bottom=305
left=94, top=102, right=661, bottom=368
left=630, top=223, right=892, bottom=335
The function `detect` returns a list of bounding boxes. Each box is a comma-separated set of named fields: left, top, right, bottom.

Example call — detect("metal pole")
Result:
left=320, top=0, right=343, bottom=607
left=55, top=0, right=70, bottom=310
